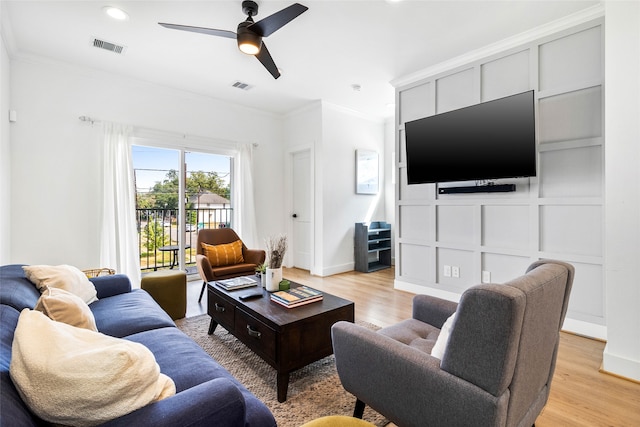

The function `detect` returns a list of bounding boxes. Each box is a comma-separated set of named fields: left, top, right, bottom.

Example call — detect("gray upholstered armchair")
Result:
left=332, top=260, right=574, bottom=427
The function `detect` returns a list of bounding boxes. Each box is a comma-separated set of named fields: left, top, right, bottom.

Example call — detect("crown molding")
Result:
left=391, top=3, right=605, bottom=88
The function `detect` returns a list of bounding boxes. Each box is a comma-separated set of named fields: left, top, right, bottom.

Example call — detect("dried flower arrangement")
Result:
left=265, top=234, right=287, bottom=269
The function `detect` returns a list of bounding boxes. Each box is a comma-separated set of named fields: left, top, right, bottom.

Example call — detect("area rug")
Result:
left=176, top=314, right=388, bottom=427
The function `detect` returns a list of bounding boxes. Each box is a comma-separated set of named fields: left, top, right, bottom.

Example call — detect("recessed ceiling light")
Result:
left=103, top=6, right=129, bottom=21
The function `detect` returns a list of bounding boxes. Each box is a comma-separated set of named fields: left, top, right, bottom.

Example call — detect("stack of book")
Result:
left=215, top=276, right=258, bottom=291
left=270, top=285, right=323, bottom=308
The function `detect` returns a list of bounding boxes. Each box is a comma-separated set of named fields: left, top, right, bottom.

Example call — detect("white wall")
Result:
left=283, top=102, right=322, bottom=274
left=603, top=0, right=640, bottom=382
left=0, top=19, right=10, bottom=265
left=320, top=103, right=386, bottom=276
left=384, top=117, right=396, bottom=263
left=283, top=102, right=386, bottom=276
left=9, top=56, right=285, bottom=268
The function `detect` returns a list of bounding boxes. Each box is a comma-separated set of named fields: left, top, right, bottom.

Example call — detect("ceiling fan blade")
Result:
left=159, top=23, right=236, bottom=39
left=249, top=3, right=308, bottom=37
left=255, top=42, right=280, bottom=79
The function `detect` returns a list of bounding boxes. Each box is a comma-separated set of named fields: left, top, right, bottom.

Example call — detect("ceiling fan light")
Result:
left=239, top=41, right=260, bottom=55
left=237, top=22, right=262, bottom=55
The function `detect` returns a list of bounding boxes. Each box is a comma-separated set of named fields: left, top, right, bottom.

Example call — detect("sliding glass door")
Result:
left=132, top=146, right=232, bottom=273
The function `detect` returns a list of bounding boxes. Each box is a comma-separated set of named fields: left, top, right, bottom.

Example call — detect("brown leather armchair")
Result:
left=196, top=228, right=266, bottom=302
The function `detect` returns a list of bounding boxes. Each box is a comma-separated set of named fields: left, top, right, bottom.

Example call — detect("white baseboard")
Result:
left=319, top=262, right=354, bottom=277
left=603, top=345, right=640, bottom=382
left=561, top=318, right=607, bottom=341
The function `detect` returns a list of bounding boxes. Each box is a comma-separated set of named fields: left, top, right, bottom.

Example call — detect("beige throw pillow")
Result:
left=10, top=309, right=175, bottom=427
left=23, top=264, right=98, bottom=304
left=35, top=287, right=98, bottom=331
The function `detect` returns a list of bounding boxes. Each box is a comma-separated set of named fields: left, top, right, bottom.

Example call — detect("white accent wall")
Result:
left=394, top=15, right=606, bottom=338
left=393, top=3, right=640, bottom=381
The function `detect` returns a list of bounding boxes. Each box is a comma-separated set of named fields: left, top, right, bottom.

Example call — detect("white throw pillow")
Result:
left=431, top=312, right=457, bottom=361
left=34, top=287, right=98, bottom=331
left=23, top=264, right=98, bottom=304
left=10, top=309, right=176, bottom=427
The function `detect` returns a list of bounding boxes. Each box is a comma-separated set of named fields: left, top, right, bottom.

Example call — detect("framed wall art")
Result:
left=356, top=149, right=379, bottom=194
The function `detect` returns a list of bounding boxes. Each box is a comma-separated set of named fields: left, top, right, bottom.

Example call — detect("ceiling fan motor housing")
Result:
left=242, top=1, right=259, bottom=17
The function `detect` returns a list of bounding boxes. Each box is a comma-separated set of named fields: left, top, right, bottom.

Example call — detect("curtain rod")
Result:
left=78, top=115, right=258, bottom=148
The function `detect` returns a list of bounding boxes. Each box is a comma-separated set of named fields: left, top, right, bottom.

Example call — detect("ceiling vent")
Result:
left=92, top=38, right=127, bottom=54
left=231, top=81, right=254, bottom=91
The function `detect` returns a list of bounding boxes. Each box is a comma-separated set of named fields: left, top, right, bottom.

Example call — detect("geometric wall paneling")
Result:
left=399, top=243, right=431, bottom=282
left=436, top=247, right=474, bottom=292
left=539, top=205, right=602, bottom=257
left=481, top=252, right=532, bottom=284
left=399, top=82, right=432, bottom=125
left=565, top=262, right=605, bottom=324
left=436, top=205, right=475, bottom=245
left=436, top=68, right=476, bottom=114
left=394, top=19, right=604, bottom=335
left=399, top=204, right=431, bottom=242
left=539, top=145, right=603, bottom=198
left=481, top=205, right=530, bottom=250
left=398, top=170, right=431, bottom=201
left=538, top=86, right=602, bottom=144
left=398, top=129, right=406, bottom=164
left=481, top=49, right=531, bottom=102
left=539, top=25, right=602, bottom=92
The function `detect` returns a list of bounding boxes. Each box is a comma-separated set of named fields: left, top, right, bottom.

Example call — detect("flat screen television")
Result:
left=404, top=90, right=536, bottom=185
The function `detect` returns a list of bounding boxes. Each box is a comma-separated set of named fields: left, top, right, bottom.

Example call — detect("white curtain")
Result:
left=100, top=122, right=142, bottom=287
left=235, top=143, right=259, bottom=248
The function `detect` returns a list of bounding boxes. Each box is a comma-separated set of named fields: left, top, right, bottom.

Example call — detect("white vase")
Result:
left=265, top=267, right=283, bottom=292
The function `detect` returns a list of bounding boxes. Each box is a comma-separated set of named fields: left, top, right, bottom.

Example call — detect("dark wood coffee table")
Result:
left=207, top=276, right=354, bottom=402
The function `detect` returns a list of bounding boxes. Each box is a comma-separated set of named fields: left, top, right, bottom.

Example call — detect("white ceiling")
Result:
left=2, top=0, right=598, bottom=120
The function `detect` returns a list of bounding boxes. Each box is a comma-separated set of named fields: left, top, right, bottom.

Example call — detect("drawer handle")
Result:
left=246, top=325, right=261, bottom=339
left=214, top=303, right=225, bottom=313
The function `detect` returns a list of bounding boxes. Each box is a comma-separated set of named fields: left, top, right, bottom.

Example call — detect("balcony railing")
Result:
left=136, top=207, right=233, bottom=272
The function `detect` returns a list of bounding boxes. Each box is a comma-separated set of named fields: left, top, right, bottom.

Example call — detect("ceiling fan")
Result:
left=159, top=1, right=308, bottom=79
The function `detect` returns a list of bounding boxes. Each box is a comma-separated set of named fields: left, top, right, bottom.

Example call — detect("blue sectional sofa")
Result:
left=0, top=264, right=276, bottom=427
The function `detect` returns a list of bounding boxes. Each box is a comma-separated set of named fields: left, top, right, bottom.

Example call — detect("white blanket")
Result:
left=10, top=309, right=175, bottom=427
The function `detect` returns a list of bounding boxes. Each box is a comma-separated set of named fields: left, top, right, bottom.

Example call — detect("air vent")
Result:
left=231, top=81, right=254, bottom=91
left=92, top=38, right=127, bottom=54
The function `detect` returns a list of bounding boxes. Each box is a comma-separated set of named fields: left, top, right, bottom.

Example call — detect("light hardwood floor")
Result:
left=185, top=268, right=640, bottom=427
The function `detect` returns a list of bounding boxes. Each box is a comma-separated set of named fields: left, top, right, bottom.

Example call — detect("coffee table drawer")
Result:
left=235, top=308, right=276, bottom=363
left=208, top=290, right=235, bottom=330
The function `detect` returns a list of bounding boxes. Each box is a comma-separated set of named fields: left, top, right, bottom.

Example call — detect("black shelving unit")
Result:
left=355, top=221, right=391, bottom=273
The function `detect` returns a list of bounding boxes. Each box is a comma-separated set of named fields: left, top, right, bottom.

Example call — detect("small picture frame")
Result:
left=356, top=149, right=379, bottom=194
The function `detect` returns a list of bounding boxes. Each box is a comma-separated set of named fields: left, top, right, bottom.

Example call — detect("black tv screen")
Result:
left=404, top=90, right=536, bottom=185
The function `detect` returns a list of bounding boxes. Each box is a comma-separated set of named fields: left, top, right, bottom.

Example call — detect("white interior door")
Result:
left=292, top=150, right=311, bottom=270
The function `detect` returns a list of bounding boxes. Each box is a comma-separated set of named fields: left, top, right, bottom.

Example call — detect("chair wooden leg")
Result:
left=198, top=281, right=207, bottom=303
left=353, top=399, right=366, bottom=419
